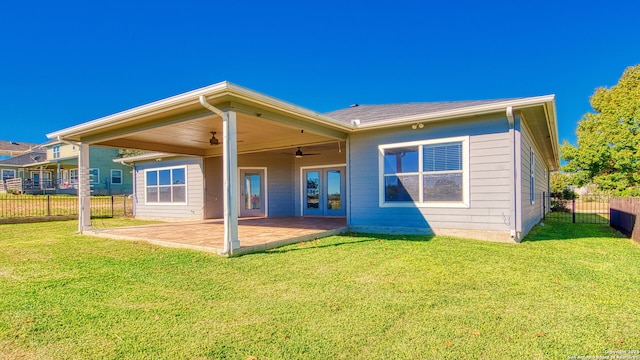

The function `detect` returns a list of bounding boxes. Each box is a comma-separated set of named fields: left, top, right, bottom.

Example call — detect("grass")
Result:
left=0, top=219, right=639, bottom=359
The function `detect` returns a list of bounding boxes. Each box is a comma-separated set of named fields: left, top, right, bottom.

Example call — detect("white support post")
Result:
left=223, top=110, right=240, bottom=254
left=77, top=143, right=92, bottom=232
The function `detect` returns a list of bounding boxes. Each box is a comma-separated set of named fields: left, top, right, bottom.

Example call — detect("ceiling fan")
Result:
left=201, top=131, right=243, bottom=146
left=290, top=147, right=321, bottom=158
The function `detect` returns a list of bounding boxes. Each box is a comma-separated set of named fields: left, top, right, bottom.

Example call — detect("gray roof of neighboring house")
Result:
left=0, top=140, right=38, bottom=153
left=324, top=99, right=518, bottom=124
left=0, top=150, right=47, bottom=166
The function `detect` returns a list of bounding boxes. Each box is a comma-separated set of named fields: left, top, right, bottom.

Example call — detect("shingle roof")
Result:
left=0, top=140, right=38, bottom=154
left=0, top=150, right=47, bottom=166
left=324, top=99, right=518, bottom=124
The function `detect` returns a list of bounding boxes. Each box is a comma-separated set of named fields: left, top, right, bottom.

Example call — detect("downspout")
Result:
left=198, top=95, right=234, bottom=257
left=506, top=106, right=519, bottom=240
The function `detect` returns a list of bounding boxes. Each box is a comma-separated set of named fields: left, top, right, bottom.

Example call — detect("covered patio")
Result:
left=85, top=217, right=348, bottom=255
left=47, top=82, right=352, bottom=256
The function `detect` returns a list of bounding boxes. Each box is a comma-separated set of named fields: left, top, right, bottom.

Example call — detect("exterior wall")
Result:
left=204, top=152, right=298, bottom=218
left=520, top=121, right=549, bottom=236
left=348, top=116, right=515, bottom=241
left=133, top=157, right=204, bottom=221
left=88, top=147, right=133, bottom=195
left=47, top=143, right=78, bottom=160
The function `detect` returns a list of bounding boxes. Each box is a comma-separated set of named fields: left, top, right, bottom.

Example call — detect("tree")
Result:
left=560, top=65, right=640, bottom=196
left=550, top=172, right=570, bottom=193
left=118, top=148, right=148, bottom=158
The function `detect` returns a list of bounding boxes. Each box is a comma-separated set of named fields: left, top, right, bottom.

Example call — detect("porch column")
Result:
left=77, top=143, right=92, bottom=232
left=39, top=167, right=43, bottom=191
left=223, top=110, right=240, bottom=253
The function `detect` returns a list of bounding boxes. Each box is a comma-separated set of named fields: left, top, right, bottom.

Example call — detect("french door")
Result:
left=239, top=168, right=266, bottom=217
left=303, top=166, right=346, bottom=216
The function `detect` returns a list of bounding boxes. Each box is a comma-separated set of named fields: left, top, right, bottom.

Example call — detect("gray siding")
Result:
left=348, top=116, right=513, bottom=233
left=204, top=153, right=297, bottom=218
left=238, top=153, right=295, bottom=217
left=133, top=157, right=204, bottom=221
left=520, top=122, right=549, bottom=236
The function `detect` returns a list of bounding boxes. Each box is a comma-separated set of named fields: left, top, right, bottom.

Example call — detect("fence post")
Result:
left=111, top=196, right=114, bottom=218
left=542, top=192, right=546, bottom=220
left=572, top=199, right=576, bottom=223
left=47, top=195, right=51, bottom=217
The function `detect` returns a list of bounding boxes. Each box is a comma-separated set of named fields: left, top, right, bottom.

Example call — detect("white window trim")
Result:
left=110, top=169, right=123, bottom=185
left=89, top=168, right=100, bottom=184
left=52, top=145, right=60, bottom=159
left=69, top=169, right=79, bottom=184
left=238, top=167, right=269, bottom=217
left=299, top=163, right=348, bottom=216
left=144, top=165, right=188, bottom=206
left=2, top=169, right=16, bottom=181
left=378, top=136, right=470, bottom=208
left=530, top=147, right=535, bottom=205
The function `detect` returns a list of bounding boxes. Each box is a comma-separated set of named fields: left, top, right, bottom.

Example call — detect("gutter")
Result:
left=506, top=106, right=520, bottom=241
left=352, top=95, right=556, bottom=131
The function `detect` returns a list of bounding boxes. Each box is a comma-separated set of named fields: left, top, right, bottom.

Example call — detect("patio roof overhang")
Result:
left=46, top=82, right=350, bottom=157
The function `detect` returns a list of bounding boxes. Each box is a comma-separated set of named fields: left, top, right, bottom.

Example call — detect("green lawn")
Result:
left=1, top=220, right=639, bottom=359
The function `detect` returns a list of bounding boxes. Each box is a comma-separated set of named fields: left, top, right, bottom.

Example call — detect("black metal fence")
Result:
left=0, top=194, right=133, bottom=219
left=547, top=193, right=610, bottom=224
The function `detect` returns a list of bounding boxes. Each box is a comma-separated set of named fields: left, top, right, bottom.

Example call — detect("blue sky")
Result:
left=1, top=0, right=639, bottom=147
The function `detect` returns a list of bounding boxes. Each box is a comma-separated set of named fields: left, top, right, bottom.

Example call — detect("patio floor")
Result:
left=84, top=217, right=349, bottom=256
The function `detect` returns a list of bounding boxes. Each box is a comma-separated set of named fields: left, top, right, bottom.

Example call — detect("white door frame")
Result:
left=299, top=163, right=347, bottom=216
left=237, top=167, right=268, bottom=217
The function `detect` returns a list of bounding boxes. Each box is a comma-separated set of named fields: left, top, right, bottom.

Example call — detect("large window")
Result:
left=52, top=145, right=61, bottom=159
left=379, top=137, right=469, bottom=207
left=145, top=166, right=186, bottom=204
left=1, top=169, right=15, bottom=182
left=110, top=169, right=123, bottom=185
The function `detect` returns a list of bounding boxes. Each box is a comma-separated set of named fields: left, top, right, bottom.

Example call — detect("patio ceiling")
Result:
left=48, top=82, right=351, bottom=157
left=91, top=110, right=343, bottom=157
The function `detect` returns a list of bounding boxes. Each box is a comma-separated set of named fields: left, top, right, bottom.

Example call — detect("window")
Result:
left=111, top=169, right=123, bottom=184
left=1, top=169, right=16, bottom=182
left=52, top=145, right=60, bottom=159
left=379, top=137, right=469, bottom=207
left=89, top=168, right=100, bottom=184
left=530, top=147, right=535, bottom=204
left=70, top=169, right=78, bottom=184
left=145, top=166, right=186, bottom=204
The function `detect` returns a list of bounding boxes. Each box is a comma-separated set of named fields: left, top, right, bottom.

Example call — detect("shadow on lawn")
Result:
left=265, top=232, right=435, bottom=254
left=521, top=220, right=623, bottom=242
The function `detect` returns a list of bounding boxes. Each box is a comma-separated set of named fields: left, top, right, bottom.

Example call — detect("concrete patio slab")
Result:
left=84, top=217, right=348, bottom=256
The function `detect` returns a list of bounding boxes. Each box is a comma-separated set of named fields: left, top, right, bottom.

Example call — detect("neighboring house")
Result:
left=48, top=81, right=558, bottom=247
left=0, top=140, right=38, bottom=160
left=0, top=149, right=48, bottom=193
left=0, top=142, right=133, bottom=195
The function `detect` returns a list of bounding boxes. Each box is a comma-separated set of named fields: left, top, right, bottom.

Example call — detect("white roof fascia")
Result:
left=48, top=81, right=352, bottom=141
left=47, top=82, right=230, bottom=140
left=353, top=95, right=556, bottom=131
left=222, top=83, right=353, bottom=132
